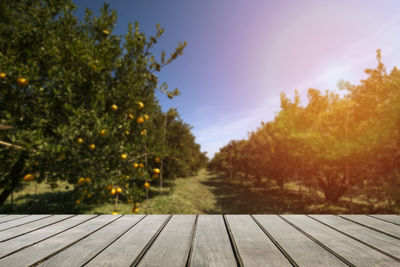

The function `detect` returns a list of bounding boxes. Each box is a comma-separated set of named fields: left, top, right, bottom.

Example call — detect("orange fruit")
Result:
left=85, top=177, right=91, bottom=183
left=128, top=114, right=134, bottom=119
left=125, top=130, right=130, bottom=135
left=111, top=188, right=116, bottom=195
left=133, top=208, right=139, bottom=213
left=89, top=144, right=95, bottom=150
left=133, top=163, right=138, bottom=168
left=23, top=173, right=34, bottom=181
left=100, top=129, right=107, bottom=136
left=121, top=154, right=127, bottom=160
left=111, top=104, right=118, bottom=111
left=116, top=187, right=122, bottom=193
left=153, top=168, right=160, bottom=174
left=137, top=101, right=144, bottom=109
left=140, top=129, right=147, bottom=135
left=143, top=114, right=149, bottom=121
left=77, top=138, right=84, bottom=144
left=139, top=163, right=144, bottom=168
left=154, top=157, right=161, bottom=163
left=106, top=185, right=112, bottom=190
left=137, top=117, right=144, bottom=124
left=144, top=182, right=150, bottom=188
left=17, top=77, right=28, bottom=86
left=0, top=72, right=6, bottom=78
left=102, top=29, right=109, bottom=35
left=78, top=177, right=85, bottom=185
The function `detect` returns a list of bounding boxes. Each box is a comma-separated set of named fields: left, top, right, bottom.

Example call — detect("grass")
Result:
left=1, top=169, right=397, bottom=214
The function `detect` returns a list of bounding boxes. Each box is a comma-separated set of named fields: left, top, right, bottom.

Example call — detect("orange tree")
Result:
left=209, top=51, right=400, bottom=209
left=0, top=0, right=199, bottom=207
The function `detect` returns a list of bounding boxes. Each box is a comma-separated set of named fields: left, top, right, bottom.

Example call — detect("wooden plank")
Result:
left=310, top=215, right=400, bottom=261
left=0, top=215, right=29, bottom=224
left=226, top=215, right=290, bottom=266
left=0, top=214, right=107, bottom=265
left=369, top=215, right=400, bottom=225
left=0, top=215, right=96, bottom=259
left=0, top=215, right=73, bottom=242
left=86, top=215, right=170, bottom=267
left=190, top=215, right=237, bottom=267
left=38, top=215, right=145, bottom=267
left=253, top=215, right=346, bottom=266
left=340, top=215, right=400, bottom=239
left=138, top=215, right=196, bottom=267
left=282, top=215, right=398, bottom=266
left=0, top=214, right=51, bottom=231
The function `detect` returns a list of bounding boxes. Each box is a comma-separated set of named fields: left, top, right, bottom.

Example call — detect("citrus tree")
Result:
left=0, top=0, right=206, bottom=209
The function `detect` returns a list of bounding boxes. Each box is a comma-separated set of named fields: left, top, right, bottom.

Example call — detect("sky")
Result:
left=73, top=0, right=400, bottom=158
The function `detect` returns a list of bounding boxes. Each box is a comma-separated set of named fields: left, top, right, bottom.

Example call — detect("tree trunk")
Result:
left=0, top=152, right=27, bottom=206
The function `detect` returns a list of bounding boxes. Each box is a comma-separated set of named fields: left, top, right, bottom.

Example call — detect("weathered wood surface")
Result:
left=0, top=214, right=398, bottom=266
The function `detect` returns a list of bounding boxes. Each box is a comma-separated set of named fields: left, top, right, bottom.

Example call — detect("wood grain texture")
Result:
left=0, top=215, right=29, bottom=224
left=340, top=215, right=400, bottom=239
left=369, top=215, right=400, bottom=225
left=253, top=215, right=346, bottom=266
left=190, top=215, right=237, bottom=267
left=39, top=215, right=144, bottom=267
left=0, top=215, right=112, bottom=266
left=0, top=214, right=51, bottom=231
left=283, top=215, right=399, bottom=266
left=0, top=214, right=73, bottom=242
left=0, top=215, right=95, bottom=259
left=226, top=215, right=291, bottom=267
left=310, top=215, right=400, bottom=260
left=86, top=215, right=170, bottom=267
left=138, top=215, right=196, bottom=267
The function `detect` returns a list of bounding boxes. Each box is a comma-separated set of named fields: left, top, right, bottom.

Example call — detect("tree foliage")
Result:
left=0, top=0, right=207, bottom=208
left=209, top=50, right=400, bottom=210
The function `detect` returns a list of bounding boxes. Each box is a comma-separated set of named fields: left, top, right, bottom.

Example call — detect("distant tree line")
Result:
left=209, top=51, right=400, bottom=212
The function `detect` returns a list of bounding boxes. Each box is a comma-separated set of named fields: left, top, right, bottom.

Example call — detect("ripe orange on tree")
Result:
left=77, top=138, right=84, bottom=144
left=0, top=72, right=6, bottom=78
left=140, top=129, right=147, bottom=135
left=102, top=29, right=109, bottom=35
left=89, top=144, right=95, bottom=150
left=143, top=114, right=149, bottom=121
left=137, top=117, right=144, bottom=124
left=111, top=104, right=118, bottom=111
left=133, top=163, right=138, bottom=168
left=139, top=163, right=144, bottom=168
left=23, top=173, right=34, bottom=181
left=116, top=187, right=122, bottom=193
left=85, top=177, right=91, bottom=183
left=100, top=129, right=107, bottom=136
left=154, top=157, right=161, bottom=163
left=78, top=177, right=85, bottom=185
left=153, top=168, right=160, bottom=174
left=121, top=154, right=127, bottom=160
left=137, top=101, right=144, bottom=109
left=144, top=182, right=150, bottom=188
left=128, top=114, right=134, bottom=119
left=17, top=77, right=28, bottom=86
left=111, top=188, right=116, bottom=195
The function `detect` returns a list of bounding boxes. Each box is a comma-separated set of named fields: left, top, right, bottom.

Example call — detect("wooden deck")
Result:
left=0, top=214, right=399, bottom=266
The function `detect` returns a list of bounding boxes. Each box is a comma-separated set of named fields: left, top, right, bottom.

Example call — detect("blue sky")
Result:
left=73, top=0, right=400, bottom=158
